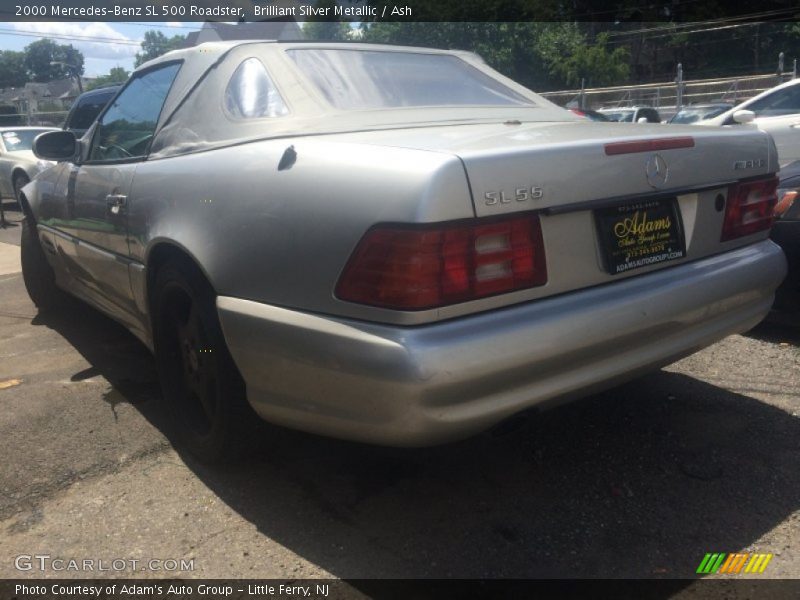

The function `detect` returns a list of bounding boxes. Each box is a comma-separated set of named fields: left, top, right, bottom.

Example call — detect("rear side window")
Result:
left=747, top=85, right=800, bottom=117
left=605, top=111, right=633, bottom=122
left=89, top=62, right=180, bottom=162
left=224, top=58, right=288, bottom=119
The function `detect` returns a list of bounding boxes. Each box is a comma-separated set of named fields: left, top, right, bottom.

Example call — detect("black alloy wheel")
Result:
left=153, top=258, right=258, bottom=462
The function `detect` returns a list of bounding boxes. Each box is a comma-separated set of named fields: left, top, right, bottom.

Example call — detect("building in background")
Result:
left=0, top=78, right=84, bottom=125
left=182, top=18, right=303, bottom=47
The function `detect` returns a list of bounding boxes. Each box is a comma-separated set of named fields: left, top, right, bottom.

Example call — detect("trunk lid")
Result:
left=334, top=121, right=774, bottom=217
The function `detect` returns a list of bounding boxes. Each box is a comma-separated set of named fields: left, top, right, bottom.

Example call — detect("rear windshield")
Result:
left=602, top=111, right=635, bottom=122
left=286, top=49, right=534, bottom=110
left=1, top=129, right=50, bottom=151
left=670, top=106, right=729, bottom=124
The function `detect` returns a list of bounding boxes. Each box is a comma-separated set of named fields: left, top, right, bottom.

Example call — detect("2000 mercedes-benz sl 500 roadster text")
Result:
left=23, top=41, right=786, bottom=461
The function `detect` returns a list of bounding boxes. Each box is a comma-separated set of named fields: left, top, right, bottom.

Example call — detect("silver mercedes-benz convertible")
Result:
left=23, top=41, right=786, bottom=461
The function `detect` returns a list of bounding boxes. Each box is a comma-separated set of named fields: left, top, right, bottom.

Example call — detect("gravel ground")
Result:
left=0, top=207, right=798, bottom=591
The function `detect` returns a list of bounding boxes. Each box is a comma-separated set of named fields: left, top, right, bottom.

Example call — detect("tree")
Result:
left=86, top=67, right=129, bottom=91
left=539, top=29, right=630, bottom=88
left=0, top=51, right=26, bottom=88
left=23, top=39, right=84, bottom=82
left=135, top=31, right=186, bottom=67
left=302, top=0, right=352, bottom=41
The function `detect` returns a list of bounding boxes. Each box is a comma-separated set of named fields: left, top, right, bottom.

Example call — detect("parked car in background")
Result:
left=770, top=160, right=800, bottom=316
left=63, top=85, right=120, bottom=138
left=698, top=78, right=800, bottom=165
left=23, top=41, right=786, bottom=462
left=0, top=127, right=58, bottom=203
left=668, top=103, right=734, bottom=124
left=569, top=108, right=611, bottom=121
left=0, top=105, right=24, bottom=127
left=597, top=106, right=661, bottom=123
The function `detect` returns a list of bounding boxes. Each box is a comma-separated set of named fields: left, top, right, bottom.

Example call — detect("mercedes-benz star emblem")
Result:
left=645, top=153, right=669, bottom=189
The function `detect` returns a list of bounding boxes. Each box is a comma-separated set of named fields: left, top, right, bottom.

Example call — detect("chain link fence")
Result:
left=0, top=108, right=69, bottom=128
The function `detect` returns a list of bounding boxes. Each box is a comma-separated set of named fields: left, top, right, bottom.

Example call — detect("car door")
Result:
left=744, top=83, right=800, bottom=164
left=53, top=62, right=181, bottom=322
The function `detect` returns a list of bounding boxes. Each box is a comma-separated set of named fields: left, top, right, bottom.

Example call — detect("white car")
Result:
left=699, top=78, right=800, bottom=165
left=597, top=106, right=661, bottom=123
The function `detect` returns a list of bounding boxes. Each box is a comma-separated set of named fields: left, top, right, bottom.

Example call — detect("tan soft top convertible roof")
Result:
left=143, top=41, right=579, bottom=159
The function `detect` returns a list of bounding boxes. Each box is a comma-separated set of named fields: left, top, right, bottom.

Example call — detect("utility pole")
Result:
left=50, top=60, right=83, bottom=94
left=755, top=24, right=760, bottom=71
left=675, top=63, right=684, bottom=112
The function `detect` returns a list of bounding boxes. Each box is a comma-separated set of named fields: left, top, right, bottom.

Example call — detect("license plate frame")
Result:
left=594, top=197, right=686, bottom=275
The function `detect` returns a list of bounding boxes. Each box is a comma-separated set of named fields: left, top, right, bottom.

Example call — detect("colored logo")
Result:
left=696, top=552, right=773, bottom=575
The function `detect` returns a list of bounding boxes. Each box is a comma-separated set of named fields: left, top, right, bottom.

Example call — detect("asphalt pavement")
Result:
left=0, top=204, right=798, bottom=589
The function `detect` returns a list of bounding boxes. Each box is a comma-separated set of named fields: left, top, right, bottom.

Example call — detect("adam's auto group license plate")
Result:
left=595, top=198, right=686, bottom=275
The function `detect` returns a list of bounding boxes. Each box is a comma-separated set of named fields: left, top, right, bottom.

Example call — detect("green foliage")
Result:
left=86, top=67, right=129, bottom=91
left=303, top=0, right=352, bottom=41
left=0, top=51, right=27, bottom=88
left=135, top=31, right=186, bottom=68
left=303, top=21, right=353, bottom=42
left=23, top=39, right=84, bottom=83
left=36, top=100, right=64, bottom=113
left=546, top=31, right=630, bottom=87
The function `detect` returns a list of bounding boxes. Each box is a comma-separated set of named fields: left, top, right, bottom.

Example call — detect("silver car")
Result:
left=597, top=106, right=661, bottom=123
left=23, top=41, right=787, bottom=462
left=0, top=126, right=57, bottom=203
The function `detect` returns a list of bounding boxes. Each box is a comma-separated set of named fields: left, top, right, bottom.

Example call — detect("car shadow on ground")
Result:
left=34, top=302, right=800, bottom=580
left=746, top=318, right=800, bottom=345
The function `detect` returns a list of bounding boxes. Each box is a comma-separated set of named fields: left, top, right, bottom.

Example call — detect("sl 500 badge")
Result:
left=733, top=159, right=765, bottom=170
left=484, top=186, right=543, bottom=205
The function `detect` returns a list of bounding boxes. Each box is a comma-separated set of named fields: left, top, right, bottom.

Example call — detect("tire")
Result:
left=13, top=172, right=29, bottom=205
left=20, top=217, right=66, bottom=311
left=152, top=257, right=259, bottom=462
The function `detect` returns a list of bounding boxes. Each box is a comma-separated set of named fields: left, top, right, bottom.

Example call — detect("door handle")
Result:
left=106, top=194, right=127, bottom=215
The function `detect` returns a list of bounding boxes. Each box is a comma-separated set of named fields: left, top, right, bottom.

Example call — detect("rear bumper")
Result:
left=218, top=240, right=786, bottom=446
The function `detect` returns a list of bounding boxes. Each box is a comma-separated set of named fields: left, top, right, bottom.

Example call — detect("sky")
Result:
left=0, top=22, right=204, bottom=77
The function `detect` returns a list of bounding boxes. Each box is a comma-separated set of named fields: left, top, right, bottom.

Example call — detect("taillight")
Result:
left=721, top=176, right=778, bottom=241
left=336, top=214, right=547, bottom=310
left=774, top=190, right=798, bottom=218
